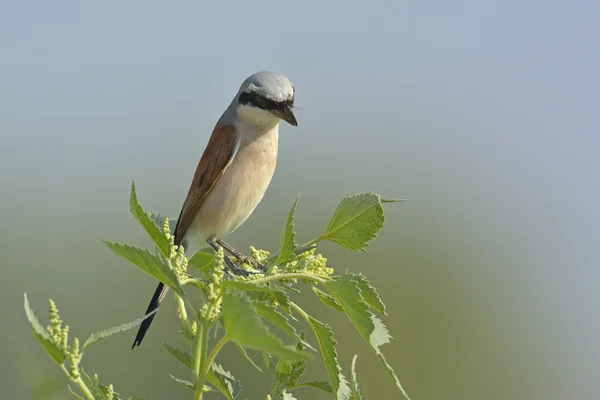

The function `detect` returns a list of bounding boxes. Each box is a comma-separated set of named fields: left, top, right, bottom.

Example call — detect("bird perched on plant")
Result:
left=132, top=71, right=298, bottom=348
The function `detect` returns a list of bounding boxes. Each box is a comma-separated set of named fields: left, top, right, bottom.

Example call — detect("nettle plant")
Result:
left=24, top=183, right=409, bottom=400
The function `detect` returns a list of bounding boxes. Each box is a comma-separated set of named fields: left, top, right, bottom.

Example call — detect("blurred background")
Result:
left=1, top=1, right=599, bottom=399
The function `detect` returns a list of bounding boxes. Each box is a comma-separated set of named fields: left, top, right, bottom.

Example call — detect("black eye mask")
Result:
left=238, top=91, right=293, bottom=111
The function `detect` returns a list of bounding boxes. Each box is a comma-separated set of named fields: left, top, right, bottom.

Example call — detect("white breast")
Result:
left=182, top=124, right=279, bottom=256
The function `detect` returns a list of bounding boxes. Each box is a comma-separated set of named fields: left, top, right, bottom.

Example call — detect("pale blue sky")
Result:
left=1, top=1, right=599, bottom=399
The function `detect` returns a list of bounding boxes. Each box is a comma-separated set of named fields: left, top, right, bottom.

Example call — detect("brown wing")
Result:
left=173, top=123, right=239, bottom=245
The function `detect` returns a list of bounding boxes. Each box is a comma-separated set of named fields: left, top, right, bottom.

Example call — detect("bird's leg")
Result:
left=206, top=239, right=250, bottom=277
left=216, top=239, right=267, bottom=272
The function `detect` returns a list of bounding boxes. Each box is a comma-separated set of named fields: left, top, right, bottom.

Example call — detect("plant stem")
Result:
left=192, top=322, right=209, bottom=400
left=288, top=301, right=311, bottom=323
left=249, top=272, right=330, bottom=286
left=61, top=365, right=95, bottom=400
left=301, top=237, right=322, bottom=248
left=199, top=336, right=229, bottom=378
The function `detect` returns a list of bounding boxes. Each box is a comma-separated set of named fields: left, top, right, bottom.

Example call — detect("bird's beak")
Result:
left=277, top=106, right=298, bottom=127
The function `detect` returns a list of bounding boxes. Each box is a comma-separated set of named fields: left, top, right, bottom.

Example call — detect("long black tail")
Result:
left=131, top=282, right=169, bottom=348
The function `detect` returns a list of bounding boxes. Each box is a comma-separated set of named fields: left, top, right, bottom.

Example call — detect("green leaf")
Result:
left=291, top=380, right=333, bottom=393
left=188, top=251, right=215, bottom=273
left=23, top=294, right=66, bottom=365
left=207, top=363, right=242, bottom=400
left=319, top=193, right=400, bottom=251
left=103, top=241, right=184, bottom=297
left=327, top=273, right=410, bottom=400
left=272, top=291, right=294, bottom=317
left=305, top=316, right=351, bottom=400
left=149, top=212, right=176, bottom=235
left=160, top=342, right=191, bottom=369
left=350, top=355, right=364, bottom=400
left=82, top=310, right=157, bottom=352
left=170, top=375, right=195, bottom=390
left=312, top=287, right=343, bottom=312
left=222, top=292, right=310, bottom=362
left=353, top=274, right=386, bottom=315
left=233, top=342, right=263, bottom=372
left=276, top=195, right=300, bottom=265
left=129, top=181, right=171, bottom=258
left=262, top=352, right=276, bottom=375
left=254, top=302, right=298, bottom=339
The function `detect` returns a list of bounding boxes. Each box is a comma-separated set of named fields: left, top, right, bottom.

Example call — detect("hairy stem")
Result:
left=289, top=301, right=311, bottom=323
left=199, top=336, right=229, bottom=378
left=301, top=237, right=322, bottom=248
left=248, top=272, right=330, bottom=286
left=61, top=365, right=95, bottom=400
left=191, top=322, right=210, bottom=400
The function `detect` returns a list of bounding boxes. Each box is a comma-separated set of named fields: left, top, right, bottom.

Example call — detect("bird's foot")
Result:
left=217, top=239, right=267, bottom=272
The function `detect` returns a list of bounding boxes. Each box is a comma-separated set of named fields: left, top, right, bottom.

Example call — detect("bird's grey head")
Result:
left=235, top=71, right=298, bottom=128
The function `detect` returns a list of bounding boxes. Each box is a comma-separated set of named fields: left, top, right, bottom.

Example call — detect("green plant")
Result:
left=24, top=182, right=409, bottom=400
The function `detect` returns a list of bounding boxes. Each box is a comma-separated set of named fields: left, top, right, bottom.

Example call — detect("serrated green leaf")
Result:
left=262, top=352, right=276, bottom=375
left=188, top=251, right=215, bottom=273
left=319, top=193, right=399, bottom=251
left=273, top=291, right=294, bottom=317
left=82, top=310, right=157, bottom=352
left=149, top=212, right=177, bottom=234
left=350, top=355, right=364, bottom=400
left=291, top=380, right=333, bottom=393
left=160, top=342, right=191, bottom=368
left=130, top=181, right=171, bottom=258
left=170, top=375, right=195, bottom=390
left=207, top=363, right=242, bottom=400
left=103, top=241, right=184, bottom=297
left=254, top=302, right=298, bottom=339
left=222, top=293, right=310, bottom=362
left=276, top=195, right=300, bottom=265
left=234, top=342, right=263, bottom=372
left=305, top=316, right=351, bottom=400
left=327, top=273, right=410, bottom=400
left=312, top=287, right=343, bottom=312
left=353, top=274, right=386, bottom=315
left=23, top=294, right=66, bottom=365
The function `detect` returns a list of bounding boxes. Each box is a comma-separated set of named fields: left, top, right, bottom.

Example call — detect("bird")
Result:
left=131, top=71, right=298, bottom=348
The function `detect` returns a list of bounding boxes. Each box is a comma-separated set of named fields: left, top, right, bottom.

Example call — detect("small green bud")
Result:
left=107, top=384, right=114, bottom=399
left=249, top=246, right=270, bottom=262
left=61, top=326, right=69, bottom=353
left=67, top=338, right=81, bottom=380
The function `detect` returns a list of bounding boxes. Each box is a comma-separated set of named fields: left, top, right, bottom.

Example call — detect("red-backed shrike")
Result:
left=132, top=71, right=297, bottom=348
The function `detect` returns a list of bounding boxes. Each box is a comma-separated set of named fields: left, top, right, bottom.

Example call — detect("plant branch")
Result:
left=191, top=322, right=210, bottom=400
left=288, top=301, right=311, bottom=324
left=248, top=272, right=330, bottom=286
left=61, top=365, right=94, bottom=400
left=200, top=336, right=229, bottom=378
left=301, top=237, right=323, bottom=248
